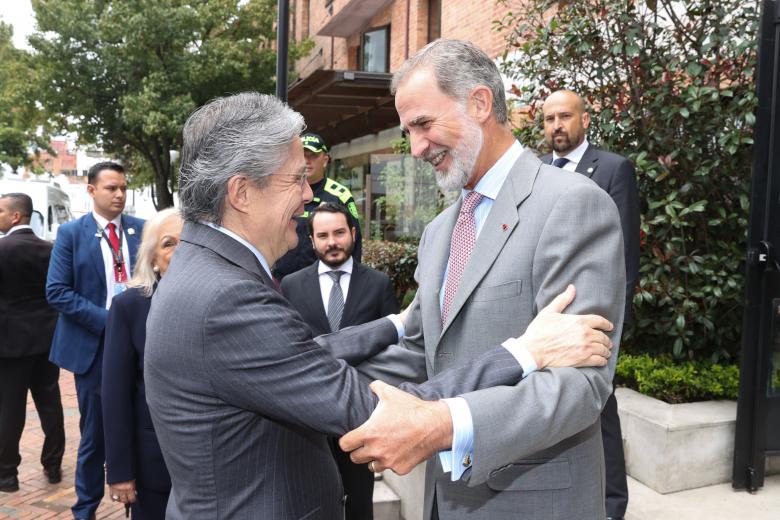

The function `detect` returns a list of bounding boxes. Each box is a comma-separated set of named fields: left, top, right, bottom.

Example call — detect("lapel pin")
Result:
left=587, top=167, right=594, bottom=174
left=94, top=232, right=102, bottom=238
left=502, top=223, right=509, bottom=231
left=127, top=228, right=135, bottom=235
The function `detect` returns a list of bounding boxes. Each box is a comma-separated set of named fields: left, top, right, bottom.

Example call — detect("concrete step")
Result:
left=373, top=478, right=402, bottom=520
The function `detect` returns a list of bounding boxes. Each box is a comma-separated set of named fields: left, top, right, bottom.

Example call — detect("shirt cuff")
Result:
left=438, top=397, right=474, bottom=481
left=501, top=337, right=538, bottom=376
left=386, top=314, right=405, bottom=339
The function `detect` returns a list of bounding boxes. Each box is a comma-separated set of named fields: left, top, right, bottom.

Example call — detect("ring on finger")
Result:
left=368, top=461, right=376, bottom=472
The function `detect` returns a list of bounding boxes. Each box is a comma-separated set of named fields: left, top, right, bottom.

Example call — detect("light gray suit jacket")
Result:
left=144, top=222, right=540, bottom=520
left=356, top=150, right=626, bottom=519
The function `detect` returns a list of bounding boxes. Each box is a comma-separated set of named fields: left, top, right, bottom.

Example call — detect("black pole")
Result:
left=276, top=0, right=290, bottom=101
left=733, top=0, right=780, bottom=491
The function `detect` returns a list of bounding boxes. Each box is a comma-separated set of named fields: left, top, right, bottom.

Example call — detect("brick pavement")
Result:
left=0, top=369, right=126, bottom=519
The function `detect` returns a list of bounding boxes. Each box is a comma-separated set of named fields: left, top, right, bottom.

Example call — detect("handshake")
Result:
left=339, top=284, right=615, bottom=475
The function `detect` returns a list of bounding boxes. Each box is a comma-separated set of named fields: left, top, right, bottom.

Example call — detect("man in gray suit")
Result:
left=144, top=92, right=616, bottom=519
left=340, top=40, right=626, bottom=519
left=541, top=89, right=641, bottom=520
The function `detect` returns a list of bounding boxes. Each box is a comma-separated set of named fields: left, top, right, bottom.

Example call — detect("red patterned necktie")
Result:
left=107, top=223, right=127, bottom=282
left=441, top=191, right=483, bottom=324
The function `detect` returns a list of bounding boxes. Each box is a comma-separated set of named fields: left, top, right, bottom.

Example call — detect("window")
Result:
left=361, top=26, right=389, bottom=73
left=428, top=0, right=441, bottom=42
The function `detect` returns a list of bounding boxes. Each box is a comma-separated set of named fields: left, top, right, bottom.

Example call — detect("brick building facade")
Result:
left=288, top=0, right=523, bottom=237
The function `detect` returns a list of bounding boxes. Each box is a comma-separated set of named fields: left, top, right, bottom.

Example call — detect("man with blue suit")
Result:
left=47, top=162, right=144, bottom=520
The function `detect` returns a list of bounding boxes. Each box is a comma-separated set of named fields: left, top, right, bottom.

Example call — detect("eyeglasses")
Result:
left=272, top=169, right=308, bottom=188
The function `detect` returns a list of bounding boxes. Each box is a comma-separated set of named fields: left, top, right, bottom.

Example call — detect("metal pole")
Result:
left=276, top=0, right=290, bottom=101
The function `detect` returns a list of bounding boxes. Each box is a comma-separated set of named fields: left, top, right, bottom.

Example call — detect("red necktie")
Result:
left=107, top=223, right=126, bottom=282
left=441, top=191, right=483, bottom=324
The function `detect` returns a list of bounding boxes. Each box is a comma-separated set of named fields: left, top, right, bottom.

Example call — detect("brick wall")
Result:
left=293, top=0, right=529, bottom=77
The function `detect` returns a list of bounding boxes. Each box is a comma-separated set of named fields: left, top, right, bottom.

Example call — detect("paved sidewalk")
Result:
left=0, top=369, right=126, bottom=519
left=626, top=474, right=780, bottom=520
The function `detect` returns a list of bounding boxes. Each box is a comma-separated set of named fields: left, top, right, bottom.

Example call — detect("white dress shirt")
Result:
left=92, top=212, right=131, bottom=309
left=551, top=138, right=590, bottom=172
left=4, top=224, right=33, bottom=235
left=318, top=257, right=353, bottom=314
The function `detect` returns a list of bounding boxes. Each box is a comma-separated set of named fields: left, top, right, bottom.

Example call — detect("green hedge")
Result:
left=362, top=240, right=419, bottom=305
left=616, top=354, right=739, bottom=403
left=498, top=0, right=758, bottom=362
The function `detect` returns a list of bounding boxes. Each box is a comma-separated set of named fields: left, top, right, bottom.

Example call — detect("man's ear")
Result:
left=87, top=184, right=96, bottom=197
left=225, top=176, right=251, bottom=214
left=581, top=111, right=591, bottom=130
left=10, top=211, right=21, bottom=227
left=469, top=85, right=494, bottom=124
left=350, top=226, right=356, bottom=242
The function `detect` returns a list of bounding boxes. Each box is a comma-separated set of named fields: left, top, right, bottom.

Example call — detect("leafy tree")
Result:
left=496, top=0, right=759, bottom=361
left=30, top=0, right=310, bottom=208
left=0, top=22, right=51, bottom=174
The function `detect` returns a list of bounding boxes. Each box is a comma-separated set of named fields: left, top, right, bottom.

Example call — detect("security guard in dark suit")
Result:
left=0, top=193, right=65, bottom=493
left=272, top=133, right=362, bottom=280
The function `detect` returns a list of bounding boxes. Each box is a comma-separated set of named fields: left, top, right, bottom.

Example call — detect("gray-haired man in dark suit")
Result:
left=144, top=92, right=615, bottom=519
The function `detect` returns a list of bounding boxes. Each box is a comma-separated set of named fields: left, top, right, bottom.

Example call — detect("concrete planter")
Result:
left=616, top=387, right=738, bottom=493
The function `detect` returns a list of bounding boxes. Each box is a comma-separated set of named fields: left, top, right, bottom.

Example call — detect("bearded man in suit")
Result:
left=143, top=91, right=616, bottom=519
left=340, top=40, right=626, bottom=520
left=282, top=201, right=400, bottom=520
left=541, top=89, right=641, bottom=520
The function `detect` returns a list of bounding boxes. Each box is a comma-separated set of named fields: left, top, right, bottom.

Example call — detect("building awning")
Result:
left=287, top=69, right=399, bottom=147
left=317, top=0, right=395, bottom=38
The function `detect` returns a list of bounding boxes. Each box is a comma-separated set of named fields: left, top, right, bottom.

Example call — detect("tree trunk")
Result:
left=143, top=137, right=175, bottom=210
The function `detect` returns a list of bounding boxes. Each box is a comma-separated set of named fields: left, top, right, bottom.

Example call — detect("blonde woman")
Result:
left=101, top=208, right=182, bottom=519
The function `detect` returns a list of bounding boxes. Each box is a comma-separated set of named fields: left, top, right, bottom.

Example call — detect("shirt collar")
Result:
left=92, top=211, right=122, bottom=230
left=552, top=138, right=589, bottom=166
left=463, top=140, right=524, bottom=201
left=6, top=224, right=33, bottom=235
left=318, top=256, right=354, bottom=275
left=202, top=222, right=273, bottom=279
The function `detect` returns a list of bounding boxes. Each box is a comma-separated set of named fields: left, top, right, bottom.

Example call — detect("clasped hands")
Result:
left=339, top=284, right=613, bottom=475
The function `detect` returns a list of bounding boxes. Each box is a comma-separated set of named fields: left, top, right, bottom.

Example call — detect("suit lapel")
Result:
left=421, top=203, right=459, bottom=345
left=305, top=263, right=330, bottom=332
left=84, top=214, right=107, bottom=285
left=340, top=262, right=362, bottom=328
left=439, top=150, right=541, bottom=339
left=575, top=145, right=599, bottom=178
left=122, top=216, right=142, bottom=273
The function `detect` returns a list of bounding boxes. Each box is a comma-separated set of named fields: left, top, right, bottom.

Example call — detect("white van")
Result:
left=0, top=178, right=74, bottom=241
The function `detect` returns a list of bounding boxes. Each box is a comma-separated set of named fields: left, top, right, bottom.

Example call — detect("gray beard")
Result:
left=434, top=119, right=484, bottom=192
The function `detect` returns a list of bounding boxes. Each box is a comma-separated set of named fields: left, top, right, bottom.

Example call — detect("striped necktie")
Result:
left=327, top=270, right=345, bottom=332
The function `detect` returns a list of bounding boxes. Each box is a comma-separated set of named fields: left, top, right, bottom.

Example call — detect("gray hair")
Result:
left=391, top=39, right=508, bottom=124
left=127, top=207, right=181, bottom=297
left=178, top=92, right=306, bottom=223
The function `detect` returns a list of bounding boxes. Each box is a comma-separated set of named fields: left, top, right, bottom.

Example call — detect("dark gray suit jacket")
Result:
left=281, top=261, right=399, bottom=336
left=543, top=145, right=640, bottom=323
left=145, top=222, right=531, bottom=519
left=0, top=229, right=57, bottom=358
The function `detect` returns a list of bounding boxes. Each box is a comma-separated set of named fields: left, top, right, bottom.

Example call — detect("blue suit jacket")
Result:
left=47, top=212, right=144, bottom=374
left=103, top=287, right=171, bottom=491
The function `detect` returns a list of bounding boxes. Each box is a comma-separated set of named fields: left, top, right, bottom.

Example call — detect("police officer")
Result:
left=273, top=133, right=362, bottom=280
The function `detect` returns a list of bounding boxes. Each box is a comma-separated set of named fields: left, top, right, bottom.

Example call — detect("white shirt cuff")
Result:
left=386, top=314, right=405, bottom=339
left=501, top=337, right=538, bottom=376
left=438, top=397, right=474, bottom=481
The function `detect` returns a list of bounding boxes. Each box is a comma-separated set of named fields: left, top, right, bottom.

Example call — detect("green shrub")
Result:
left=362, top=240, right=419, bottom=302
left=616, top=353, right=739, bottom=403
left=497, top=0, right=758, bottom=362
